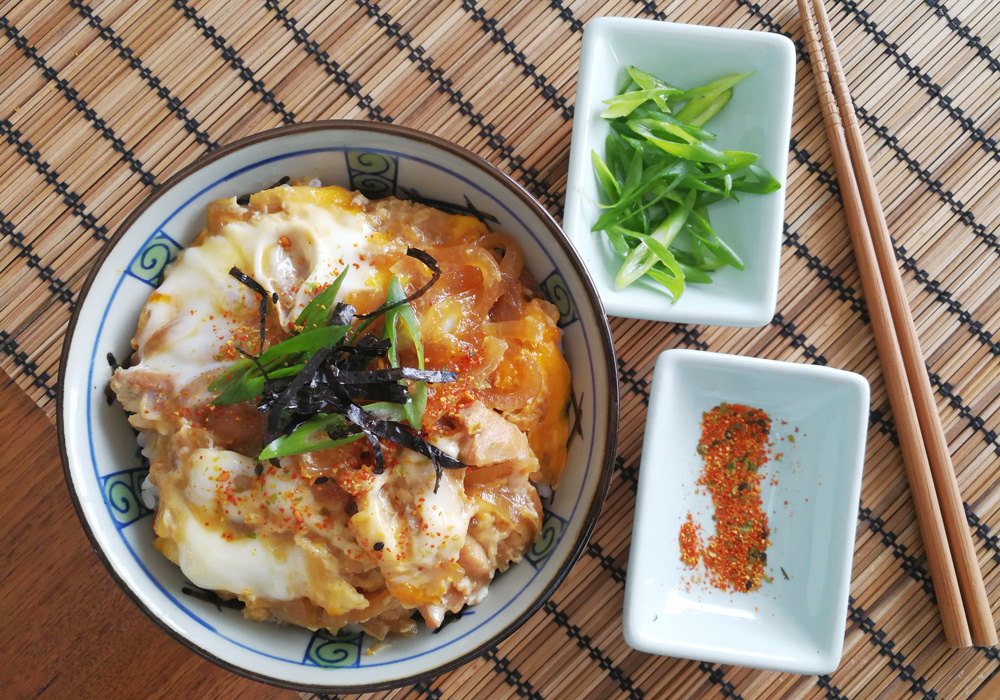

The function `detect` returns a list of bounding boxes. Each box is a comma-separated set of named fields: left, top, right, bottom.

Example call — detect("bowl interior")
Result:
left=624, top=349, right=868, bottom=674
left=59, top=123, right=616, bottom=691
left=564, top=18, right=796, bottom=326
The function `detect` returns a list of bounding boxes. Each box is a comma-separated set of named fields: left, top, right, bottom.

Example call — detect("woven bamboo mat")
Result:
left=1, top=0, right=999, bottom=698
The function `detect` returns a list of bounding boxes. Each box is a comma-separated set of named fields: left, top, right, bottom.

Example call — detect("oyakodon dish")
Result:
left=110, top=182, right=572, bottom=639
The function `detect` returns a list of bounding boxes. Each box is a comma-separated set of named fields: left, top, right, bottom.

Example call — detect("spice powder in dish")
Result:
left=679, top=402, right=773, bottom=592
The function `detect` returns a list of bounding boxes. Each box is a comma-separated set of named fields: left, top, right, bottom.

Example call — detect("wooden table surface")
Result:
left=0, top=374, right=293, bottom=700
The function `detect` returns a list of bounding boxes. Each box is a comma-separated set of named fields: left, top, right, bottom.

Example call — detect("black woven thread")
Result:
left=964, top=503, right=1000, bottom=565
left=413, top=680, right=443, bottom=699
left=848, top=598, right=941, bottom=698
left=869, top=406, right=899, bottom=446
left=583, top=478, right=949, bottom=697
left=614, top=319, right=707, bottom=405
left=578, top=541, right=752, bottom=700
left=0, top=330, right=57, bottom=401
left=732, top=0, right=808, bottom=61
left=923, top=0, right=1000, bottom=73
left=788, top=137, right=841, bottom=195
left=771, top=312, right=828, bottom=365
left=787, top=133, right=998, bottom=355
left=580, top=530, right=861, bottom=700
left=1, top=15, right=992, bottom=700
left=697, top=663, right=748, bottom=700
left=262, top=0, right=392, bottom=123
left=893, top=241, right=1000, bottom=355
left=648, top=313, right=981, bottom=598
left=355, top=0, right=562, bottom=212
left=549, top=0, right=583, bottom=33
left=578, top=545, right=762, bottom=700
left=172, top=0, right=296, bottom=124
left=782, top=223, right=869, bottom=322
left=745, top=0, right=1000, bottom=179
left=737, top=0, right=1000, bottom=269
left=855, top=105, right=1000, bottom=256
left=460, top=0, right=573, bottom=119
left=768, top=308, right=1000, bottom=540
left=739, top=2, right=1000, bottom=365
left=737, top=2, right=1000, bottom=261
left=542, top=599, right=644, bottom=699
left=0, top=16, right=156, bottom=186
left=559, top=4, right=1000, bottom=668
left=614, top=455, right=639, bottom=493
left=858, top=503, right=936, bottom=597
left=3, top=9, right=996, bottom=688
left=482, top=648, right=546, bottom=700
left=673, top=323, right=709, bottom=350
left=0, top=212, right=76, bottom=305
left=780, top=133, right=1000, bottom=460
left=617, top=357, right=650, bottom=405
left=70, top=0, right=218, bottom=149
left=0, top=119, right=109, bottom=241
left=832, top=0, right=1000, bottom=163
left=586, top=542, right=626, bottom=584
left=928, top=371, right=1000, bottom=456
left=629, top=0, right=666, bottom=22
left=816, top=674, right=851, bottom=700
left=769, top=311, right=1000, bottom=570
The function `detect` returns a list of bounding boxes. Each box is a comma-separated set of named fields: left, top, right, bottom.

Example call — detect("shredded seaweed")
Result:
left=228, top=266, right=275, bottom=355
left=216, top=255, right=465, bottom=492
left=398, top=187, right=499, bottom=226
left=330, top=367, right=457, bottom=385
left=328, top=302, right=356, bottom=327
left=432, top=606, right=469, bottom=634
left=355, top=248, right=441, bottom=319
left=181, top=583, right=246, bottom=611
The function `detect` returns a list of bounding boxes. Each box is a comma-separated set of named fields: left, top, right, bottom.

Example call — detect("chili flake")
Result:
left=679, top=402, right=773, bottom=593
left=678, top=513, right=701, bottom=567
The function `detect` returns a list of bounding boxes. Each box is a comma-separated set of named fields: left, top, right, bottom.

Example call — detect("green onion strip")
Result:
left=592, top=67, right=780, bottom=301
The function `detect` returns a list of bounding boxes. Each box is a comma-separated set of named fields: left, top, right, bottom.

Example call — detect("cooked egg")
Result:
left=133, top=191, right=385, bottom=389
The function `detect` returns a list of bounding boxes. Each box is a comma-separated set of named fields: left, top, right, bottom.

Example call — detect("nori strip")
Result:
left=329, top=302, right=356, bottom=327
left=228, top=266, right=275, bottom=355
left=355, top=248, right=441, bottom=319
left=330, top=367, right=458, bottom=385
left=218, top=254, right=464, bottom=491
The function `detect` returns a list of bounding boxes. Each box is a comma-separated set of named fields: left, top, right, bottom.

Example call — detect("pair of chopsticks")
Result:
left=797, top=0, right=997, bottom=648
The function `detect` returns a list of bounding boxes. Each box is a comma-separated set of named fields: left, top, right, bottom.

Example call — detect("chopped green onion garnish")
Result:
left=591, top=66, right=778, bottom=300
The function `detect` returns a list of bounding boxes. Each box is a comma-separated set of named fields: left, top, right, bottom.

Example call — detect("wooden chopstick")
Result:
left=805, top=0, right=997, bottom=648
left=796, top=0, right=980, bottom=648
left=806, top=0, right=997, bottom=650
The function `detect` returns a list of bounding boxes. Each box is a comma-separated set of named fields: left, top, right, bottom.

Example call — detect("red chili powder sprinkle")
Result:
left=679, top=402, right=774, bottom=593
left=678, top=513, right=701, bottom=567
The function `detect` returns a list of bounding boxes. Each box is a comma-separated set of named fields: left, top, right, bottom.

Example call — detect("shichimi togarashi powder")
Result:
left=680, top=402, right=773, bottom=592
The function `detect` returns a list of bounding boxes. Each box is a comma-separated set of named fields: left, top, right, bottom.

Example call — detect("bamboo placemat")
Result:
left=2, top=0, right=998, bottom=698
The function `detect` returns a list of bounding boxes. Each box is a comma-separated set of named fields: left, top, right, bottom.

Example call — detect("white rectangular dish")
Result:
left=623, top=349, right=869, bottom=674
left=564, top=18, right=796, bottom=326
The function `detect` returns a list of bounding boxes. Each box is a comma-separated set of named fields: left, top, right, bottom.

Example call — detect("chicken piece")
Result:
left=453, top=401, right=536, bottom=466
left=450, top=402, right=544, bottom=595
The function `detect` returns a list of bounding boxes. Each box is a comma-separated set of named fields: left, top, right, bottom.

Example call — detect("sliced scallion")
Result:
left=591, top=66, right=777, bottom=300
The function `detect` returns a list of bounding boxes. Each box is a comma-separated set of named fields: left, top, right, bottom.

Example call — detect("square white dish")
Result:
left=564, top=18, right=796, bottom=326
left=623, top=349, right=869, bottom=674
